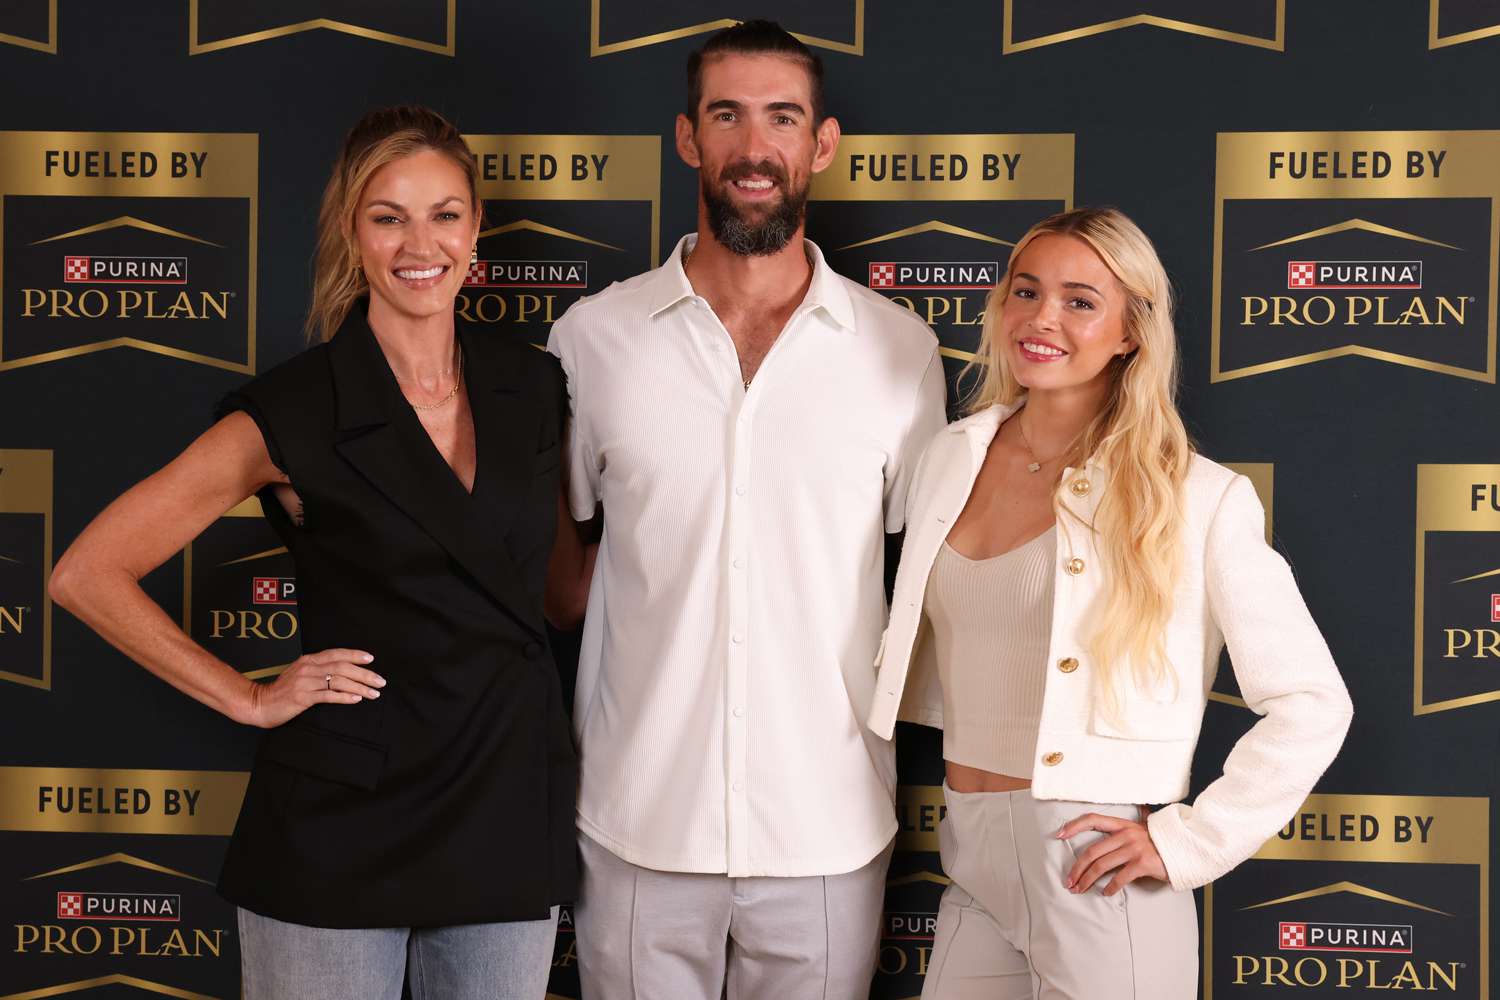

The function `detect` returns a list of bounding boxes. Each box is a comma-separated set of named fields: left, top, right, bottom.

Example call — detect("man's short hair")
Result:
left=685, top=20, right=826, bottom=126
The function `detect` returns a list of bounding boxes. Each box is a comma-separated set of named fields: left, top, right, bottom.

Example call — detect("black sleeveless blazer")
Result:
left=214, top=308, right=577, bottom=927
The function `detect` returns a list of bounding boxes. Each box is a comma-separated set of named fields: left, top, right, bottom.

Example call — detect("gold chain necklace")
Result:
left=405, top=344, right=464, bottom=412
left=1015, top=415, right=1069, bottom=473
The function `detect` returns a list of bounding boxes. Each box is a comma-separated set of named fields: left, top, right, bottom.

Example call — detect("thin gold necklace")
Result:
left=1015, top=415, right=1069, bottom=473
left=405, top=344, right=464, bottom=411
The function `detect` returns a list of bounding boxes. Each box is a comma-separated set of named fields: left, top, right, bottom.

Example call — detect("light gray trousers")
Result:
left=574, top=832, right=894, bottom=1000
left=922, top=784, right=1197, bottom=1000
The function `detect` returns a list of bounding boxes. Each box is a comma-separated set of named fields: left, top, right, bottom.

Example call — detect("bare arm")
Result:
left=544, top=481, right=599, bottom=630
left=49, top=413, right=383, bottom=727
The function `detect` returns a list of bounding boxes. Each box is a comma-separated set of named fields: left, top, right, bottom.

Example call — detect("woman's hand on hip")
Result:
left=244, top=648, right=384, bottom=729
left=1057, top=807, right=1167, bottom=896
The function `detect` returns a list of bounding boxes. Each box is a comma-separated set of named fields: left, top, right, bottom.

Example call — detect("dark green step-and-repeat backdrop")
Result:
left=1, top=2, right=1498, bottom=997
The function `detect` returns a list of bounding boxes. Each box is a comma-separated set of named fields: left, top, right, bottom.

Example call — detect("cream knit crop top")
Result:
left=923, top=526, right=1056, bottom=778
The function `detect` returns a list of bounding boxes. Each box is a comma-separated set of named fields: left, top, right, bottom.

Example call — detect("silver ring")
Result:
left=324, top=674, right=333, bottom=691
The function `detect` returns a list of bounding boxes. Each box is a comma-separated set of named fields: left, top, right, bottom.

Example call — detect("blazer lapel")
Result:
left=461, top=326, right=539, bottom=543
left=328, top=311, right=543, bottom=640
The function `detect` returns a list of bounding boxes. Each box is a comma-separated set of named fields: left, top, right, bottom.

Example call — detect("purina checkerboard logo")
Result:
left=810, top=134, right=1073, bottom=416
left=867, top=262, right=999, bottom=290
left=185, top=497, right=299, bottom=679
left=1212, top=131, right=1499, bottom=383
left=1414, top=467, right=1500, bottom=713
left=251, top=576, right=295, bottom=606
left=0, top=131, right=258, bottom=374
left=458, top=136, right=661, bottom=347
left=1206, top=794, right=1484, bottom=997
left=1285, top=260, right=1422, bottom=290
left=1278, top=921, right=1414, bottom=954
left=56, top=891, right=181, bottom=923
left=464, top=259, right=588, bottom=289
left=61, top=254, right=187, bottom=285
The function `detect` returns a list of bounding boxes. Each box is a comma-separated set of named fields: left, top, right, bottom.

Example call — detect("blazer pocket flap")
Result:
left=259, top=723, right=388, bottom=791
left=533, top=440, right=561, bottom=474
left=1089, top=693, right=1202, bottom=742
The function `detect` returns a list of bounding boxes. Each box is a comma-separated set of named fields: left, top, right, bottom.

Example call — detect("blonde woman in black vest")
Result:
left=50, top=106, right=576, bottom=999
left=867, top=207, right=1351, bottom=998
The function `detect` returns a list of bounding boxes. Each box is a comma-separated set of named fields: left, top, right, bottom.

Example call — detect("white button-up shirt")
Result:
left=548, top=234, right=946, bottom=877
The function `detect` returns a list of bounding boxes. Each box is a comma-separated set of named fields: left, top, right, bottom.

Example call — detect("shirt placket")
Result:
left=699, top=299, right=754, bottom=876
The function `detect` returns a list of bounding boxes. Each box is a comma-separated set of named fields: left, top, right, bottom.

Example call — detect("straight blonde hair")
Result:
left=964, top=207, right=1193, bottom=707
left=306, top=106, right=480, bottom=343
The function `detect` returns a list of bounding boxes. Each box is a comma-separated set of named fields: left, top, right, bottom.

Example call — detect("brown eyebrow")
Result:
left=365, top=196, right=466, bottom=212
left=1014, top=271, right=1103, bottom=296
left=704, top=99, right=807, bottom=117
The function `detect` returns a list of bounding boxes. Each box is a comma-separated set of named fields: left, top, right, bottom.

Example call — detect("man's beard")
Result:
left=702, top=162, right=808, bottom=257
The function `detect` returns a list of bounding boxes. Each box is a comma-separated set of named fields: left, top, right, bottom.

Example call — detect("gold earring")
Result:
left=470, top=243, right=478, bottom=265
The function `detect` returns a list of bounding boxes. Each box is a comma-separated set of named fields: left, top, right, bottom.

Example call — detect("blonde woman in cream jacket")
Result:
left=866, top=207, right=1352, bottom=999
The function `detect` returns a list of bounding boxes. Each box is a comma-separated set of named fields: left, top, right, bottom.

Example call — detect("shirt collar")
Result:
left=647, top=233, right=857, bottom=332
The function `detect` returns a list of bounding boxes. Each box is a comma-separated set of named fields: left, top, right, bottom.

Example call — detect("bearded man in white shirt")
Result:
left=546, top=19, right=947, bottom=1000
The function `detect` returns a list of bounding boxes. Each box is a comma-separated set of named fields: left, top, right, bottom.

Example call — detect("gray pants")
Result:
left=922, top=784, right=1197, bottom=999
left=237, top=905, right=559, bottom=1000
left=574, top=832, right=894, bottom=1000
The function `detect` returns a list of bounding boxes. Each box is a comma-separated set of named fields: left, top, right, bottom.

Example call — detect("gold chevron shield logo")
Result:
left=30, top=217, right=222, bottom=249
left=1241, top=881, right=1450, bottom=915
left=23, top=853, right=213, bottom=886
left=478, top=220, right=625, bottom=253
left=1429, top=0, right=1500, bottom=48
left=590, top=0, right=864, bottom=55
left=0, top=0, right=55, bottom=53
left=1251, top=218, right=1461, bottom=253
left=188, top=0, right=454, bottom=56
left=0, top=975, right=222, bottom=1000
left=1003, top=0, right=1284, bottom=53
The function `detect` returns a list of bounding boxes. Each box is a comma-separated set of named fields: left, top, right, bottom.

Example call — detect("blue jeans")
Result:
left=237, top=906, right=559, bottom=1000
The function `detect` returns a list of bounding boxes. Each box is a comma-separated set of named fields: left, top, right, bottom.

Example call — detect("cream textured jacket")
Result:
left=867, top=402, right=1353, bottom=891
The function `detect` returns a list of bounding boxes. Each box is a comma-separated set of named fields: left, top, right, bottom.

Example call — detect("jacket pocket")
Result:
left=258, top=721, right=388, bottom=791
left=533, top=440, right=561, bottom=476
left=1088, top=675, right=1203, bottom=742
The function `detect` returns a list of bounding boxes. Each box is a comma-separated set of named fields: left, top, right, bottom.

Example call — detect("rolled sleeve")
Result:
left=884, top=345, right=947, bottom=533
left=547, top=317, right=601, bottom=522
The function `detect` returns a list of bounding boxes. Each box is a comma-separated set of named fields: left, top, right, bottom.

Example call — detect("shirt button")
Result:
left=1069, top=478, right=1091, bottom=498
left=731, top=634, right=743, bottom=645
left=732, top=706, right=745, bottom=718
left=735, top=485, right=747, bottom=496
left=1057, top=657, right=1079, bottom=673
left=732, top=558, right=744, bottom=569
left=1065, top=557, right=1086, bottom=576
left=732, top=781, right=744, bottom=792
left=1042, top=751, right=1064, bottom=766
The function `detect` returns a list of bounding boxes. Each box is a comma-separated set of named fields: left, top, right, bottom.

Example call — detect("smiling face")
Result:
left=353, top=148, right=479, bottom=323
left=999, top=233, right=1136, bottom=394
left=675, top=52, right=839, bottom=255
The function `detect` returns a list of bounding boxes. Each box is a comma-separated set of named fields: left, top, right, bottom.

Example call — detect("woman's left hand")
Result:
left=1057, top=808, right=1168, bottom=896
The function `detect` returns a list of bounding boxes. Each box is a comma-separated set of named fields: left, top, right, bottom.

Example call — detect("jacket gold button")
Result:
left=1057, top=657, right=1079, bottom=673
left=1065, top=557, right=1085, bottom=575
left=1069, top=479, right=1091, bottom=497
left=1042, top=751, right=1064, bottom=766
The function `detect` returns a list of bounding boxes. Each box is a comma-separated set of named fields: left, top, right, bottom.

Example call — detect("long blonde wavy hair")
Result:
left=964, top=207, right=1193, bottom=704
left=305, top=106, right=480, bottom=343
